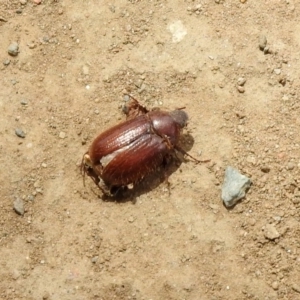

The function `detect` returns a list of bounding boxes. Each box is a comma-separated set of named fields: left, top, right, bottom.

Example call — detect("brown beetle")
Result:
left=81, top=96, right=206, bottom=196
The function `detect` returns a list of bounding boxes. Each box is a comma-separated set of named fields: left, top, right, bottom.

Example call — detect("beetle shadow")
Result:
left=100, top=132, right=198, bottom=203
left=102, top=156, right=182, bottom=203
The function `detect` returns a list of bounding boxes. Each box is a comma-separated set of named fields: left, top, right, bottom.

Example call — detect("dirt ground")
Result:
left=1, top=0, right=300, bottom=299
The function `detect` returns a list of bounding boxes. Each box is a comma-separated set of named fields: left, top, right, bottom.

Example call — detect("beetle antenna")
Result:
left=126, top=94, right=139, bottom=102
left=175, top=145, right=210, bottom=164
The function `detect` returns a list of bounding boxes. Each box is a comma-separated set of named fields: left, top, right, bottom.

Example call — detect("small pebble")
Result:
left=20, top=0, right=27, bottom=4
left=82, top=65, right=89, bottom=75
left=33, top=0, right=42, bottom=4
left=128, top=216, right=135, bottom=223
left=134, top=79, right=143, bottom=88
left=15, top=128, right=25, bottom=138
left=292, top=197, right=300, bottom=205
left=292, top=283, right=300, bottom=293
left=274, top=68, right=281, bottom=75
left=28, top=195, right=35, bottom=201
left=261, top=165, right=270, bottom=173
left=259, top=35, right=267, bottom=51
left=248, top=218, right=256, bottom=226
left=123, top=94, right=130, bottom=102
left=3, top=59, right=10, bottom=66
left=13, top=197, right=25, bottom=215
left=8, top=42, right=19, bottom=56
left=41, top=163, right=47, bottom=168
left=264, top=224, right=280, bottom=240
left=278, top=76, right=286, bottom=86
left=33, top=181, right=40, bottom=188
left=237, top=86, right=245, bottom=93
left=12, top=270, right=21, bottom=280
left=59, top=131, right=66, bottom=139
left=21, top=99, right=28, bottom=105
left=91, top=256, right=98, bottom=264
left=271, top=281, right=279, bottom=290
left=237, top=77, right=246, bottom=86
left=264, top=46, right=270, bottom=54
left=27, top=42, right=36, bottom=49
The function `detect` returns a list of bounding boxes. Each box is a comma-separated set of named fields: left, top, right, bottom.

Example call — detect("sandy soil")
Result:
left=1, top=0, right=300, bottom=299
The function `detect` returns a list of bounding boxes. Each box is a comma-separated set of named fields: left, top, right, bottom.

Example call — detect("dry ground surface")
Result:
left=1, top=0, right=300, bottom=299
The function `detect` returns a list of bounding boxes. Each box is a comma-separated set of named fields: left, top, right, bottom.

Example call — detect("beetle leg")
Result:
left=84, top=166, right=101, bottom=187
left=161, top=154, right=173, bottom=196
left=123, top=94, right=149, bottom=119
left=109, top=185, right=129, bottom=197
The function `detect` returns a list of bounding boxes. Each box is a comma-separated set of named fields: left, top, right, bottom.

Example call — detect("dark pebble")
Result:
left=261, top=165, right=270, bottom=173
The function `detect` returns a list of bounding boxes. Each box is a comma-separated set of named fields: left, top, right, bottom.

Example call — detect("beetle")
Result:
left=81, top=95, right=207, bottom=196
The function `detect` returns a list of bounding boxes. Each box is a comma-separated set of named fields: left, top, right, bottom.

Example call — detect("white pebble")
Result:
left=237, top=77, right=246, bottom=86
left=274, top=68, right=281, bottom=75
left=59, top=132, right=66, bottom=139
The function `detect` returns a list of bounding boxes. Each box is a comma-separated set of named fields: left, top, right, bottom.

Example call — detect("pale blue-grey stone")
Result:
left=221, top=166, right=251, bottom=207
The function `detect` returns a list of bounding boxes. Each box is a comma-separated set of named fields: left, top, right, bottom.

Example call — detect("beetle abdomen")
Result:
left=89, top=114, right=151, bottom=163
left=101, top=133, right=169, bottom=187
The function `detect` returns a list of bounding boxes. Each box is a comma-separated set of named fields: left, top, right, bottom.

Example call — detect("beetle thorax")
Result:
left=150, top=111, right=180, bottom=145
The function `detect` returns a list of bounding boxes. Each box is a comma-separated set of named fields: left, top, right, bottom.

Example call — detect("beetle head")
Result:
left=169, top=110, right=189, bottom=128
